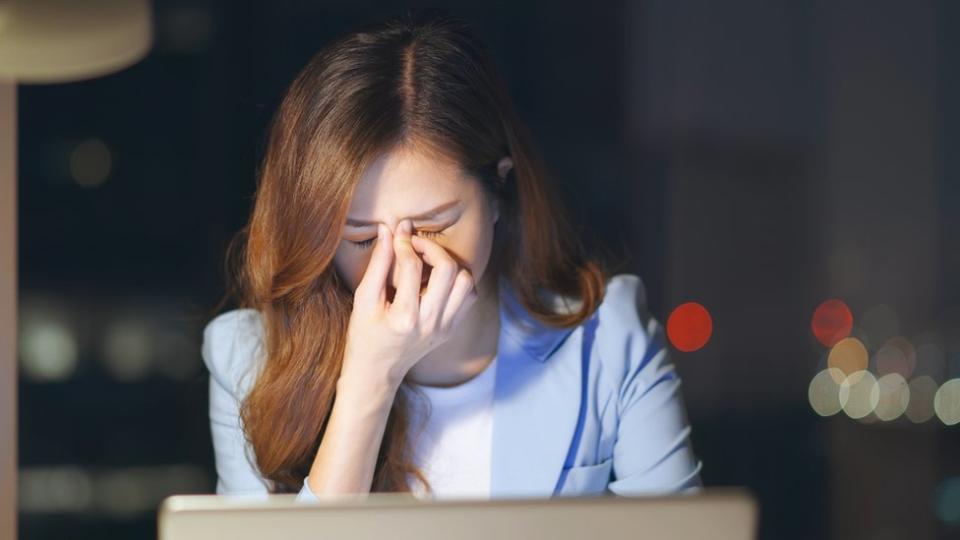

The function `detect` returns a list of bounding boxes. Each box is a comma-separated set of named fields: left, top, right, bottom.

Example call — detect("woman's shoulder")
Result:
left=596, top=273, right=651, bottom=332
left=544, top=272, right=647, bottom=319
left=546, top=272, right=649, bottom=327
left=544, top=272, right=656, bottom=365
left=201, top=308, right=266, bottom=399
left=590, top=273, right=662, bottom=372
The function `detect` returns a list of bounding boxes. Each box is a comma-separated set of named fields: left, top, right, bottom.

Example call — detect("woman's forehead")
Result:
left=358, top=146, right=467, bottom=191
left=346, top=149, right=476, bottom=223
left=345, top=198, right=463, bottom=228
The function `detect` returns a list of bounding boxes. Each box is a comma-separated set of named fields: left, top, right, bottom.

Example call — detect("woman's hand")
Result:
left=339, top=218, right=479, bottom=394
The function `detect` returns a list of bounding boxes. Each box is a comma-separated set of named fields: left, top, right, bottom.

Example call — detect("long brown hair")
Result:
left=215, top=10, right=611, bottom=494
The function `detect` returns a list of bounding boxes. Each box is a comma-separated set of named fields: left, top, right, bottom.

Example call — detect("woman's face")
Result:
left=333, top=146, right=503, bottom=303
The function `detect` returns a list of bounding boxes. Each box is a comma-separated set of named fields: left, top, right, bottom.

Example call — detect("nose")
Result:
left=384, top=257, right=432, bottom=299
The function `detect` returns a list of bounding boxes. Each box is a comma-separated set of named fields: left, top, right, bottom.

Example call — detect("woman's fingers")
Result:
left=354, top=223, right=393, bottom=306
left=390, top=219, right=423, bottom=317
left=439, top=268, right=478, bottom=332
left=409, top=234, right=461, bottom=329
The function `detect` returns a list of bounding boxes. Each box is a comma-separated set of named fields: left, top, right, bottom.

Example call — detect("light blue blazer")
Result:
left=201, top=273, right=703, bottom=503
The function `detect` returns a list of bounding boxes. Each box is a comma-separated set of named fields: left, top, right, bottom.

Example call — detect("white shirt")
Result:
left=404, top=354, right=498, bottom=500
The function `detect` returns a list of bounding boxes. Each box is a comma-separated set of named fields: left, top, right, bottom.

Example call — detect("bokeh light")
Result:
left=874, top=373, right=910, bottom=421
left=666, top=302, right=713, bottom=352
left=934, top=378, right=960, bottom=426
left=154, top=327, right=199, bottom=381
left=19, top=465, right=209, bottom=515
left=102, top=319, right=154, bottom=382
left=905, top=376, right=938, bottom=423
left=934, top=477, right=960, bottom=526
left=839, top=370, right=878, bottom=419
left=69, top=138, right=112, bottom=188
left=159, top=5, right=214, bottom=54
left=18, top=318, right=78, bottom=382
left=827, top=337, right=869, bottom=383
left=874, top=336, right=917, bottom=379
left=808, top=368, right=845, bottom=416
left=95, top=470, right=153, bottom=516
left=94, top=465, right=209, bottom=516
left=18, top=466, right=94, bottom=513
left=811, top=299, right=853, bottom=347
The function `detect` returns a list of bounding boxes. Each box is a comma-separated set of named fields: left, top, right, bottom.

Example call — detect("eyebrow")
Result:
left=345, top=199, right=461, bottom=227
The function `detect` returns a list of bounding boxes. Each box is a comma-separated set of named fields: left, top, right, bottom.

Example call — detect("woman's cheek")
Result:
left=437, top=234, right=472, bottom=270
left=335, top=249, right=366, bottom=292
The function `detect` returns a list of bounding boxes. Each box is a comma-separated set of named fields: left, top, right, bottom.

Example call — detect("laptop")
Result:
left=158, top=488, right=758, bottom=540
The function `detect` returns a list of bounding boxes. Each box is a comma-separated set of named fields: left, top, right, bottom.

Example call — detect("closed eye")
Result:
left=350, top=228, right=446, bottom=250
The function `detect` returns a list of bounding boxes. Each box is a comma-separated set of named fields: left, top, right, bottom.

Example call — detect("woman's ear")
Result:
left=497, top=156, right=514, bottom=181
left=493, top=156, right=513, bottom=224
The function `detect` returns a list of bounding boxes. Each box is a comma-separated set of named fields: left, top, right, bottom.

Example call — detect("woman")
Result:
left=202, top=12, right=702, bottom=502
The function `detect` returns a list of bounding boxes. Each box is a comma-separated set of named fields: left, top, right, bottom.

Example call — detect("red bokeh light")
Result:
left=811, top=299, right=853, bottom=347
left=666, top=302, right=713, bottom=352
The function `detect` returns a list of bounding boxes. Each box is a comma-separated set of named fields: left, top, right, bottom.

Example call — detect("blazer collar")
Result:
left=497, top=277, right=579, bottom=363
left=491, top=277, right=590, bottom=498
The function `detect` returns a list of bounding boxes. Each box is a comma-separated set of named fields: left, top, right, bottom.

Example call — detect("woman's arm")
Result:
left=202, top=310, right=322, bottom=502
left=202, top=312, right=396, bottom=502
left=606, top=317, right=703, bottom=495
left=203, top=311, right=400, bottom=502
left=208, top=368, right=272, bottom=494
left=603, top=275, right=703, bottom=495
left=203, top=311, right=275, bottom=496
left=301, top=375, right=398, bottom=497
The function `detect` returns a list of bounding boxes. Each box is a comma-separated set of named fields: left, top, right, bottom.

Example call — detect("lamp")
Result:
left=0, top=1, right=152, bottom=538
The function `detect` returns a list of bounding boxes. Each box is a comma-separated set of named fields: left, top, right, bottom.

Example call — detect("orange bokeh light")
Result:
left=811, top=299, right=853, bottom=347
left=667, top=302, right=713, bottom=352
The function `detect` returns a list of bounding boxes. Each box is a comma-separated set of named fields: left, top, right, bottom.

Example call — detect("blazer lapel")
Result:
left=490, top=278, right=583, bottom=498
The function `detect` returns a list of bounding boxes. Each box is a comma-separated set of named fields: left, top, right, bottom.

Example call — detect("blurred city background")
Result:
left=14, top=0, right=960, bottom=539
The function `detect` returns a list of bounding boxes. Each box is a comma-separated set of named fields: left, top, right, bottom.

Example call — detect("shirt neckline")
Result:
left=409, top=354, right=498, bottom=406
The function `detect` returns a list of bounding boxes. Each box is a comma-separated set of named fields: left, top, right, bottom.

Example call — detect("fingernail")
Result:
left=402, top=219, right=412, bottom=234
left=377, top=223, right=385, bottom=239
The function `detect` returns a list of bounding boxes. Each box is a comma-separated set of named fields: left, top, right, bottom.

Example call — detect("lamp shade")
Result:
left=0, top=0, right=152, bottom=83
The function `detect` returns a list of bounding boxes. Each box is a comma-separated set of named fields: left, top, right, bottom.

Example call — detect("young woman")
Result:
left=202, top=12, right=702, bottom=502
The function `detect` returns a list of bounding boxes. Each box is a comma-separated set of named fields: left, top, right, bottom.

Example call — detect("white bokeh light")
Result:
left=934, top=379, right=960, bottom=426
left=840, top=370, right=879, bottom=419
left=809, top=368, right=845, bottom=416
left=874, top=373, right=910, bottom=421
left=18, top=318, right=78, bottom=381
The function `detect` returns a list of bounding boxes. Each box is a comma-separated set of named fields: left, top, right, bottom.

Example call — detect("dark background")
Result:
left=15, top=1, right=960, bottom=539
